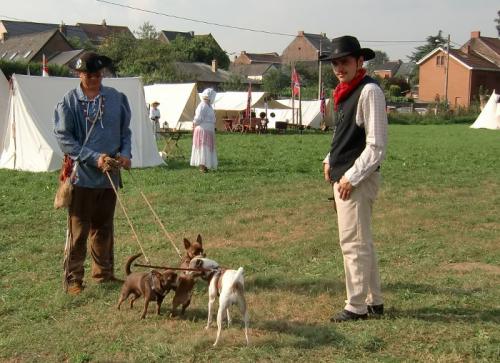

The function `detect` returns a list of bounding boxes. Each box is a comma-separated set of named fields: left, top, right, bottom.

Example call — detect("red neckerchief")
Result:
left=333, top=68, right=367, bottom=110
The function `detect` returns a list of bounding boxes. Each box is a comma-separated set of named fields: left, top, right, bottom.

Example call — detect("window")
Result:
left=1, top=52, right=7, bottom=59
left=23, top=50, right=32, bottom=58
left=9, top=52, right=18, bottom=60
left=436, top=55, right=445, bottom=66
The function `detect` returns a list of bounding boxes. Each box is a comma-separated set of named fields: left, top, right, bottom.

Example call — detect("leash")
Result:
left=105, top=171, right=151, bottom=264
left=126, top=170, right=183, bottom=260
left=134, top=263, right=216, bottom=272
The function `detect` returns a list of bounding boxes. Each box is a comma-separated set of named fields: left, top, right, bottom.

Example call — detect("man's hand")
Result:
left=98, top=154, right=122, bottom=173
left=118, top=156, right=131, bottom=170
left=98, top=154, right=109, bottom=171
left=323, top=163, right=331, bottom=183
left=337, top=176, right=353, bottom=201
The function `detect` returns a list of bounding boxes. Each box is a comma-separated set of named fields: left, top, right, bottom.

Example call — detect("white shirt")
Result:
left=193, top=101, right=216, bottom=131
left=149, top=108, right=160, bottom=120
left=324, top=83, right=388, bottom=186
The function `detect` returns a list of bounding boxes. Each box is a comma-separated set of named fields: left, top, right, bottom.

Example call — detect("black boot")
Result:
left=330, top=309, right=367, bottom=322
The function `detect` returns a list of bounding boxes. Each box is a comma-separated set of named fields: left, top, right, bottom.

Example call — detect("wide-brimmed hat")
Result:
left=71, top=51, right=113, bottom=73
left=320, top=35, right=375, bottom=62
left=152, top=101, right=160, bottom=106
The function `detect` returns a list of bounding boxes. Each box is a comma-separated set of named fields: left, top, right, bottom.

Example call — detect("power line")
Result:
left=95, top=0, right=296, bottom=37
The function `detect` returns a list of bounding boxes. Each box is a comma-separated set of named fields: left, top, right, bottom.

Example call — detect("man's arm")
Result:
left=53, top=100, right=101, bottom=167
left=343, top=84, right=387, bottom=187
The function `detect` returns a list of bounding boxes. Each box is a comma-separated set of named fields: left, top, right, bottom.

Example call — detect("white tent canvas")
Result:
left=470, top=91, right=500, bottom=130
left=0, top=70, right=10, bottom=154
left=0, top=75, right=163, bottom=172
left=255, top=98, right=332, bottom=129
left=144, top=83, right=199, bottom=130
left=210, top=91, right=290, bottom=130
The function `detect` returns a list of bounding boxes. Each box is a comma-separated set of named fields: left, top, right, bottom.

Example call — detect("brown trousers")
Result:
left=65, top=186, right=117, bottom=284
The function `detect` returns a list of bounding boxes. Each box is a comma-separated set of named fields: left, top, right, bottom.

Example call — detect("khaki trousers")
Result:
left=333, top=172, right=383, bottom=314
left=66, top=186, right=117, bottom=284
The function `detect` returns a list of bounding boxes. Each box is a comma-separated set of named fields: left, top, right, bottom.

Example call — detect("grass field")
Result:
left=0, top=125, right=499, bottom=362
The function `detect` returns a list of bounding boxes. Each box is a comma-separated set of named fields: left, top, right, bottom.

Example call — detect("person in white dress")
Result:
left=190, top=88, right=218, bottom=172
left=149, top=101, right=161, bottom=138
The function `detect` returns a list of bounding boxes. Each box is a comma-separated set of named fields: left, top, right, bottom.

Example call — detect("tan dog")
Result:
left=117, top=253, right=177, bottom=319
left=171, top=235, right=206, bottom=316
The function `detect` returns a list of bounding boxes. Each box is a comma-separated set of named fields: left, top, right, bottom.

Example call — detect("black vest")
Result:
left=329, top=76, right=377, bottom=183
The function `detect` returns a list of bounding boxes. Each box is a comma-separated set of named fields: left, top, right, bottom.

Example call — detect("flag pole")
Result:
left=291, top=63, right=295, bottom=125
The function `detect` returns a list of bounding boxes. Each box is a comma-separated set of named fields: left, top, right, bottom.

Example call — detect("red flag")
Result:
left=291, top=68, right=300, bottom=96
left=320, top=84, right=326, bottom=116
left=246, top=82, right=252, bottom=118
left=42, top=54, right=49, bottom=77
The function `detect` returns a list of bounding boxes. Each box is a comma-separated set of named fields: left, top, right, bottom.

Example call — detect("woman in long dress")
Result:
left=190, top=88, right=218, bottom=172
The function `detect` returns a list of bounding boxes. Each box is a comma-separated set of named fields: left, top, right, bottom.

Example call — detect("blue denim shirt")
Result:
left=53, top=84, right=132, bottom=189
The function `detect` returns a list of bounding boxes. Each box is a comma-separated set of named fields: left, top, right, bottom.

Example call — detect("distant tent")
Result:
left=470, top=91, right=500, bottom=130
left=0, top=75, right=164, bottom=172
left=211, top=91, right=289, bottom=130
left=144, top=83, right=199, bottom=130
left=255, top=98, right=332, bottom=129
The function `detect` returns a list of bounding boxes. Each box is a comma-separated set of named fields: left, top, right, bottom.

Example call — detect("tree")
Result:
left=409, top=30, right=447, bottom=63
left=262, top=68, right=290, bottom=98
left=134, top=21, right=158, bottom=40
left=66, top=36, right=97, bottom=51
left=98, top=33, right=180, bottom=84
left=169, top=34, right=230, bottom=69
left=496, top=10, right=500, bottom=36
left=221, top=74, right=246, bottom=91
left=366, top=50, right=389, bottom=72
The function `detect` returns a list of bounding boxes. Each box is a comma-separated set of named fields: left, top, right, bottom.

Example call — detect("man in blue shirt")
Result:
left=54, top=52, right=132, bottom=295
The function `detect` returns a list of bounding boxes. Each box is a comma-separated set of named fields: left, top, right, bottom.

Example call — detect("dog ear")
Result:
left=196, top=234, right=202, bottom=244
left=183, top=238, right=191, bottom=249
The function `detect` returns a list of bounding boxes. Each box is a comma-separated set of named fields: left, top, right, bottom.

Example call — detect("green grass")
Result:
left=0, top=125, right=499, bottom=362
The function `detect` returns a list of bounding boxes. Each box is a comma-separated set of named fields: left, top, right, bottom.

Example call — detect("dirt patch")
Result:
left=445, top=262, right=500, bottom=275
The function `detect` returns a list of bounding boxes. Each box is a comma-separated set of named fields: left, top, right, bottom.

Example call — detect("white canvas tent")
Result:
left=0, top=70, right=10, bottom=154
left=470, top=91, right=500, bottom=130
left=255, top=98, right=332, bottom=129
left=0, top=74, right=164, bottom=172
left=144, top=83, right=199, bottom=130
left=211, top=91, right=290, bottom=130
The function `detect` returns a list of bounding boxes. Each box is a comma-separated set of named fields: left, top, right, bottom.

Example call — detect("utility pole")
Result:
left=318, top=37, right=322, bottom=99
left=444, top=34, right=450, bottom=108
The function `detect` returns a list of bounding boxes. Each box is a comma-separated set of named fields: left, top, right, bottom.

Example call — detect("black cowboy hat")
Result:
left=320, top=35, right=375, bottom=62
left=71, top=51, right=113, bottom=73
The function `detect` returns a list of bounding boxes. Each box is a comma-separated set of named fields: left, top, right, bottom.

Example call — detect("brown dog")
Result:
left=117, top=253, right=177, bottom=319
left=171, top=235, right=205, bottom=316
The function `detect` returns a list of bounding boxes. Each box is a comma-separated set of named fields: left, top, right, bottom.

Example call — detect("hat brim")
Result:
left=70, top=55, right=113, bottom=73
left=320, top=48, right=375, bottom=62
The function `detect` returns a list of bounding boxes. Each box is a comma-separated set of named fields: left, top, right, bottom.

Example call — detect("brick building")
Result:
left=417, top=31, right=500, bottom=108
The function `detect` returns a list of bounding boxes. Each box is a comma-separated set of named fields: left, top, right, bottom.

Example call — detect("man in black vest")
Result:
left=322, top=36, right=388, bottom=322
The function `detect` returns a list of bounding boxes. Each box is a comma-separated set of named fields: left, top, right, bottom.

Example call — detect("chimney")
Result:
left=211, top=59, right=218, bottom=73
left=471, top=31, right=480, bottom=38
left=101, top=19, right=107, bottom=27
left=59, top=21, right=66, bottom=36
left=298, top=30, right=305, bottom=36
left=1, top=33, right=7, bottom=42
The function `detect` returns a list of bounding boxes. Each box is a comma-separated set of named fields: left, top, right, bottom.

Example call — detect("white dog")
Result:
left=189, top=257, right=249, bottom=347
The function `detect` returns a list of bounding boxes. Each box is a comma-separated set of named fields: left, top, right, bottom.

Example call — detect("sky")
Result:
left=1, top=0, right=499, bottom=61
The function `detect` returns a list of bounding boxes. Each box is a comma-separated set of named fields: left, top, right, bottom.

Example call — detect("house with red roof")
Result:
left=417, top=31, right=500, bottom=108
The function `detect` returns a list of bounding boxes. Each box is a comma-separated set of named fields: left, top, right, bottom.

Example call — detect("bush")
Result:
left=388, top=113, right=477, bottom=125
left=0, top=59, right=71, bottom=78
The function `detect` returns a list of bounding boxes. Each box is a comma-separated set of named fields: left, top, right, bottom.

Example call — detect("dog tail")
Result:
left=125, top=253, right=142, bottom=276
left=231, top=267, right=244, bottom=287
